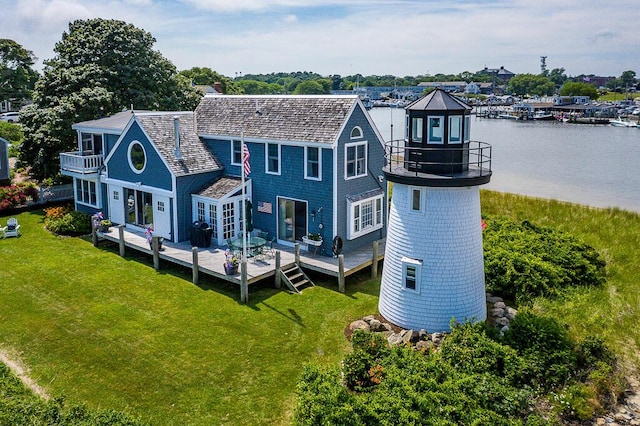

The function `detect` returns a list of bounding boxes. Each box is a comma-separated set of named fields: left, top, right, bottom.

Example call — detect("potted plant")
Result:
left=98, top=219, right=112, bottom=232
left=302, top=232, right=323, bottom=247
left=224, top=249, right=239, bottom=275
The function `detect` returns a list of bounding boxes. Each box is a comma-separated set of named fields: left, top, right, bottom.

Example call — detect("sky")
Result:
left=1, top=0, right=639, bottom=79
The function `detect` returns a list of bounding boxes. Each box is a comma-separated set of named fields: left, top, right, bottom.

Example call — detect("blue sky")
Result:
left=1, top=0, right=639, bottom=79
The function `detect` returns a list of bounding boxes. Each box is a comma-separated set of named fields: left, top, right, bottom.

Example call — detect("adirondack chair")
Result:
left=1, top=218, right=21, bottom=238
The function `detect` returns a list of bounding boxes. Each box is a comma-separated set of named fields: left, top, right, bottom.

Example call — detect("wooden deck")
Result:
left=94, top=225, right=385, bottom=301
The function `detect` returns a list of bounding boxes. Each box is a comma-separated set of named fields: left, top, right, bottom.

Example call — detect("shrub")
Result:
left=483, top=217, right=606, bottom=303
left=45, top=210, right=92, bottom=236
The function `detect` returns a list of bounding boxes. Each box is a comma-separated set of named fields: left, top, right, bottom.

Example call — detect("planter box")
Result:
left=224, top=264, right=238, bottom=275
left=302, top=236, right=323, bottom=247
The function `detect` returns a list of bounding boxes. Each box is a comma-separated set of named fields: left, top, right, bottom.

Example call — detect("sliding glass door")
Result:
left=277, top=197, right=307, bottom=243
left=124, top=188, right=153, bottom=227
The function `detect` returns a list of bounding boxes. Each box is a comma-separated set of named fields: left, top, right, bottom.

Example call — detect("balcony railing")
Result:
left=383, top=140, right=492, bottom=186
left=60, top=152, right=104, bottom=174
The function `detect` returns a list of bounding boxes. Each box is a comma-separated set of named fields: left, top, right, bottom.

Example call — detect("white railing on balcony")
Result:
left=60, top=152, right=104, bottom=174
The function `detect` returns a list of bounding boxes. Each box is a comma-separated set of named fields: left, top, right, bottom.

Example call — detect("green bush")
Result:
left=45, top=210, right=92, bottom=235
left=483, top=217, right=606, bottom=303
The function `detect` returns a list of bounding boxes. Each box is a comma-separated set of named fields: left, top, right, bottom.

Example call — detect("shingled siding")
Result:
left=379, top=185, right=486, bottom=332
left=335, top=106, right=387, bottom=253
left=176, top=170, right=222, bottom=242
left=106, top=121, right=172, bottom=191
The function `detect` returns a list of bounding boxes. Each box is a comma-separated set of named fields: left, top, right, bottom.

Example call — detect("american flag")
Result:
left=243, top=143, right=251, bottom=176
left=257, top=201, right=272, bottom=214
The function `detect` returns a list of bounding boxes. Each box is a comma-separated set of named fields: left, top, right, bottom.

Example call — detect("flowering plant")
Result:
left=307, top=232, right=322, bottom=241
left=224, top=249, right=239, bottom=267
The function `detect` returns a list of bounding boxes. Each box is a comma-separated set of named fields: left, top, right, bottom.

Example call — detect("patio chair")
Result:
left=1, top=217, right=21, bottom=238
left=262, top=236, right=276, bottom=260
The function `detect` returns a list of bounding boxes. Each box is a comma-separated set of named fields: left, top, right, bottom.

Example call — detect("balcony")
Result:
left=60, top=152, right=104, bottom=175
left=383, top=140, right=492, bottom=187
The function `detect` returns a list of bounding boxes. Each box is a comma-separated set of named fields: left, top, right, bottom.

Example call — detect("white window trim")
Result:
left=265, top=143, right=281, bottom=175
left=304, top=146, right=322, bottom=181
left=230, top=140, right=241, bottom=166
left=464, top=116, right=471, bottom=142
left=409, top=186, right=425, bottom=213
left=350, top=126, right=363, bottom=139
left=402, top=256, right=423, bottom=293
left=449, top=116, right=462, bottom=144
left=344, top=141, right=368, bottom=180
left=127, top=140, right=147, bottom=174
left=75, top=178, right=98, bottom=207
left=427, top=116, right=445, bottom=144
left=347, top=193, right=384, bottom=240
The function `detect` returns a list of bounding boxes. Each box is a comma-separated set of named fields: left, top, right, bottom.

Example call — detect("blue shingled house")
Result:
left=60, top=95, right=387, bottom=256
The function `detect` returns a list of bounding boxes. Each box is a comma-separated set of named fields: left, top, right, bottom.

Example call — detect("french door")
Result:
left=124, top=188, right=153, bottom=228
left=277, top=197, right=307, bottom=243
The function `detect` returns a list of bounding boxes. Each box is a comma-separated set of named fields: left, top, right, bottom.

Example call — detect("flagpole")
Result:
left=241, top=130, right=247, bottom=262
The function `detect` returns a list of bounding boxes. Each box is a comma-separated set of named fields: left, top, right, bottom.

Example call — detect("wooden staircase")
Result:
left=281, top=264, right=314, bottom=293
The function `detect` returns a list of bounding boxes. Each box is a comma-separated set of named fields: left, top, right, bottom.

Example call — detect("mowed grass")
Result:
left=1, top=191, right=640, bottom=424
left=0, top=210, right=380, bottom=425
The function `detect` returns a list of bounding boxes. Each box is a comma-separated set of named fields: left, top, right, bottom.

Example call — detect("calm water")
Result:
left=370, top=108, right=640, bottom=213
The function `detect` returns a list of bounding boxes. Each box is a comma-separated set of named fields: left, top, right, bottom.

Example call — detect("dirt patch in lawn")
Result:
left=0, top=348, right=50, bottom=400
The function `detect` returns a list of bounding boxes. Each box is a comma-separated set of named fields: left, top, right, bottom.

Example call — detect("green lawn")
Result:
left=1, top=191, right=639, bottom=424
left=0, top=209, right=379, bottom=424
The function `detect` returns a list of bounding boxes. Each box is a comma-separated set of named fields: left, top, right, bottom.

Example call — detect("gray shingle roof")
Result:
left=135, top=112, right=222, bottom=177
left=195, top=95, right=359, bottom=144
left=73, top=110, right=148, bottom=133
left=196, top=176, right=243, bottom=199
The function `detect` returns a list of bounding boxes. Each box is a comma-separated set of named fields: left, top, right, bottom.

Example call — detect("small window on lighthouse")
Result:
left=410, top=187, right=423, bottom=212
left=449, top=116, right=462, bottom=143
left=428, top=116, right=444, bottom=144
left=402, top=257, right=422, bottom=293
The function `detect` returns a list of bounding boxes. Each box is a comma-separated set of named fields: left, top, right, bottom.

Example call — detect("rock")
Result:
left=349, top=320, right=370, bottom=333
left=596, top=418, right=606, bottom=426
left=490, top=307, right=505, bottom=318
left=493, top=301, right=506, bottom=309
left=419, top=329, right=428, bottom=339
left=362, top=315, right=376, bottom=323
left=505, top=307, right=518, bottom=320
left=495, top=317, right=510, bottom=327
left=369, top=319, right=384, bottom=331
left=415, top=340, right=434, bottom=352
left=387, top=333, right=404, bottom=346
left=486, top=295, right=503, bottom=304
left=410, top=330, right=421, bottom=342
left=381, top=322, right=393, bottom=332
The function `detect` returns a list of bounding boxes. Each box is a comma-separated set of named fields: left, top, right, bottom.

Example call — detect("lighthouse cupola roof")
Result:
left=407, top=88, right=471, bottom=113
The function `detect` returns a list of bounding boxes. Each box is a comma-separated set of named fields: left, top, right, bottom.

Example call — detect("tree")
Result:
left=506, top=74, right=555, bottom=96
left=0, top=39, right=39, bottom=107
left=559, top=81, right=598, bottom=99
left=19, top=18, right=202, bottom=181
left=178, top=67, right=241, bottom=94
left=619, top=70, right=636, bottom=88
left=293, top=79, right=330, bottom=94
left=547, top=68, right=567, bottom=87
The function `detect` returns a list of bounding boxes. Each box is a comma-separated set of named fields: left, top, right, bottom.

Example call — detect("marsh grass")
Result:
left=1, top=191, right=639, bottom=424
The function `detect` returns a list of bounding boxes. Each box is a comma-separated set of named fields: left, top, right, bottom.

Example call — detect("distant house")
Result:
left=0, top=137, right=9, bottom=181
left=418, top=81, right=467, bottom=93
left=60, top=95, right=388, bottom=256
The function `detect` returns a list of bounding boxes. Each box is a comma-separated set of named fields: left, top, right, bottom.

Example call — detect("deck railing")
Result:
left=60, top=152, right=104, bottom=174
left=383, top=139, right=492, bottom=178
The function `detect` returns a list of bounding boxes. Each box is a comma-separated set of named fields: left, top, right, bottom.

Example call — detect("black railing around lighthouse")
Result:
left=383, top=139, right=492, bottom=187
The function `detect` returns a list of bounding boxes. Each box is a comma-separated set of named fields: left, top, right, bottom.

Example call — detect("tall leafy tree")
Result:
left=506, top=74, right=555, bottom=96
left=0, top=39, right=39, bottom=107
left=178, top=67, right=241, bottom=94
left=559, top=81, right=598, bottom=99
left=19, top=18, right=201, bottom=181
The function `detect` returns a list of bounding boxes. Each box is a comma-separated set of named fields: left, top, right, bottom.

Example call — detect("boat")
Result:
left=498, top=113, right=517, bottom=120
left=610, top=119, right=637, bottom=127
left=533, top=111, right=555, bottom=121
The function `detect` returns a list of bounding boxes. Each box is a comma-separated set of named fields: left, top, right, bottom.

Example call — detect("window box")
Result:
left=302, top=235, right=323, bottom=247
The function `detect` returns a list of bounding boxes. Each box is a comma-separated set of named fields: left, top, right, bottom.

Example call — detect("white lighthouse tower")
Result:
left=379, top=89, right=492, bottom=333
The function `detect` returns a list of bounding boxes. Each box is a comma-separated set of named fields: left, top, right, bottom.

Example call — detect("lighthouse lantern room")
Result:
left=379, top=89, right=492, bottom=333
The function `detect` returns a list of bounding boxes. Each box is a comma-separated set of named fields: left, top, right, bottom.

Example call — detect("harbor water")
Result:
left=369, top=107, right=640, bottom=213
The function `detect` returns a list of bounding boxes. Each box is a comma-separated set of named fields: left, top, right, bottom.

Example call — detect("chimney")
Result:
left=173, top=116, right=182, bottom=160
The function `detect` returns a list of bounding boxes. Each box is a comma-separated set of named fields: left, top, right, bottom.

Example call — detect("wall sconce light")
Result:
left=378, top=175, right=384, bottom=183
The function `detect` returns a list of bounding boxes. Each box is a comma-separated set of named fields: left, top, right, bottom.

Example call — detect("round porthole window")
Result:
left=128, top=141, right=146, bottom=173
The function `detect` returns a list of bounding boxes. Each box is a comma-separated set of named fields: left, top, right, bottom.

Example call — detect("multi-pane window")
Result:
left=197, top=201, right=205, bottom=222
left=305, top=146, right=321, bottom=180
left=81, top=132, right=103, bottom=155
left=266, top=143, right=280, bottom=174
left=209, top=204, right=218, bottom=239
left=345, top=142, right=367, bottom=179
left=222, top=202, right=235, bottom=240
left=157, top=201, right=165, bottom=212
left=76, top=178, right=97, bottom=206
left=347, top=193, right=384, bottom=239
